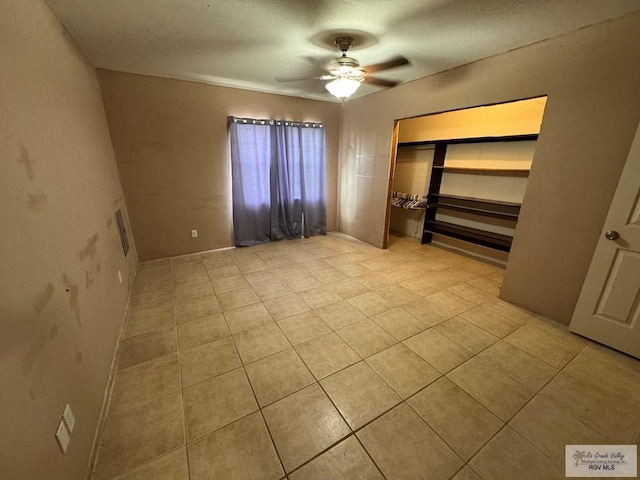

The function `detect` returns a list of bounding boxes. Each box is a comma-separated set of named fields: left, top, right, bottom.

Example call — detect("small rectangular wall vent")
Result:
left=115, top=209, right=129, bottom=257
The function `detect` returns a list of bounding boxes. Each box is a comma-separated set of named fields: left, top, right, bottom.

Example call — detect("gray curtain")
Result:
left=229, top=117, right=326, bottom=247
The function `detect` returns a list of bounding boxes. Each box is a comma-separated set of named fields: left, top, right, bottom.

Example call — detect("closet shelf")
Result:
left=427, top=194, right=521, bottom=220
left=398, top=133, right=538, bottom=148
left=414, top=133, right=536, bottom=253
left=432, top=166, right=530, bottom=176
left=424, top=220, right=513, bottom=252
left=429, top=203, right=519, bottom=220
left=429, top=194, right=520, bottom=208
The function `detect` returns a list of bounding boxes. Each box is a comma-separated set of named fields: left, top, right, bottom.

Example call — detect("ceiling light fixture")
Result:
left=325, top=76, right=362, bottom=99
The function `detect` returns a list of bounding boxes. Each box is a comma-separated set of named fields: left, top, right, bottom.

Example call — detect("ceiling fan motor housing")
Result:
left=328, top=56, right=364, bottom=79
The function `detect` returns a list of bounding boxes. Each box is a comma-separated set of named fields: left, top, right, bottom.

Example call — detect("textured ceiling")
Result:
left=46, top=0, right=640, bottom=102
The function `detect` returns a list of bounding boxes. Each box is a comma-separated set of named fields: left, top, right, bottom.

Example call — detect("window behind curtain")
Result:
left=229, top=117, right=326, bottom=247
left=299, top=125, right=326, bottom=236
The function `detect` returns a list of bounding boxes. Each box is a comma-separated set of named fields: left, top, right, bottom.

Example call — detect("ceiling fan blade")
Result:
left=275, top=75, right=324, bottom=83
left=362, top=55, right=410, bottom=74
left=275, top=55, right=337, bottom=83
left=304, top=55, right=334, bottom=67
left=364, top=76, right=400, bottom=88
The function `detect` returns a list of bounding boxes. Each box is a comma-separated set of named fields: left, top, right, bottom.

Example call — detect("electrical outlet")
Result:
left=191, top=229, right=198, bottom=238
left=55, top=420, right=70, bottom=454
left=62, top=403, right=75, bottom=432
left=117, top=270, right=123, bottom=285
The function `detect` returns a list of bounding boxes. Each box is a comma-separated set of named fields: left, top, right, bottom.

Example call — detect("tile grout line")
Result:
left=105, top=317, right=464, bottom=476
left=284, top=337, right=357, bottom=475
left=177, top=258, right=242, bottom=450
left=279, top=321, right=446, bottom=477
left=98, top=235, right=637, bottom=479
left=170, top=256, right=193, bottom=480
left=230, top=241, right=356, bottom=475
left=430, top=302, right=588, bottom=395
left=94, top=262, right=179, bottom=478
left=386, top=300, right=590, bottom=477
left=196, top=270, right=490, bottom=411
left=402, top=392, right=478, bottom=474
left=99, top=239, right=380, bottom=474
left=256, top=408, right=288, bottom=480
left=226, top=316, right=289, bottom=477
left=211, top=256, right=290, bottom=477
left=457, top=338, right=592, bottom=477
left=352, top=433, right=389, bottom=480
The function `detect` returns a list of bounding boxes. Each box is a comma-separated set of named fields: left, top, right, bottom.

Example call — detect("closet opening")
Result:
left=385, top=96, right=548, bottom=266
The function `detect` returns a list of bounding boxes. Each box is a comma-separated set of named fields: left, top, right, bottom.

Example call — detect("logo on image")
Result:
left=566, top=445, right=637, bottom=477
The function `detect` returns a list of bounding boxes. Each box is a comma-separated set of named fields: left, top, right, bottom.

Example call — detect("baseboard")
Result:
left=84, top=267, right=137, bottom=479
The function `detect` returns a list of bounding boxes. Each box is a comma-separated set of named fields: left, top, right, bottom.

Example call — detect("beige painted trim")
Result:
left=383, top=121, right=401, bottom=249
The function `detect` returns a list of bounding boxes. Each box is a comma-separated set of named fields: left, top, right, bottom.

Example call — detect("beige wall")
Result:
left=339, top=12, right=640, bottom=324
left=0, top=2, right=137, bottom=479
left=97, top=70, right=341, bottom=261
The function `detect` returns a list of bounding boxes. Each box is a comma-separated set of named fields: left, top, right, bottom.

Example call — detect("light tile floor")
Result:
left=90, top=233, right=640, bottom=480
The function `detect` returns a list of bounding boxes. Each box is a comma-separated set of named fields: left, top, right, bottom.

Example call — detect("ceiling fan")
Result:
left=280, top=35, right=410, bottom=100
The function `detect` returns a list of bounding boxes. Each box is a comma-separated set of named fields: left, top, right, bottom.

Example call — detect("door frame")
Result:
left=382, top=121, right=400, bottom=249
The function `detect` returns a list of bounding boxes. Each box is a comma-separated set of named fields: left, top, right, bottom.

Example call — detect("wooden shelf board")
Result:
left=424, top=220, right=513, bottom=252
left=433, top=166, right=530, bottom=176
left=434, top=203, right=520, bottom=220
left=398, top=133, right=538, bottom=147
left=429, top=194, right=521, bottom=208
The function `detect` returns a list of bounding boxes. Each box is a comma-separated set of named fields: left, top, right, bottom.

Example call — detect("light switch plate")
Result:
left=55, top=420, right=70, bottom=453
left=191, top=229, right=198, bottom=238
left=62, top=403, right=75, bottom=432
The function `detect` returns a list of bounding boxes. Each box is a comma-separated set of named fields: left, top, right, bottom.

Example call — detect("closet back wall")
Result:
left=389, top=146, right=433, bottom=238
left=98, top=70, right=341, bottom=260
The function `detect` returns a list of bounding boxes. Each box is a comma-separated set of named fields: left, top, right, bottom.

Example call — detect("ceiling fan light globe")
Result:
left=325, top=77, right=361, bottom=99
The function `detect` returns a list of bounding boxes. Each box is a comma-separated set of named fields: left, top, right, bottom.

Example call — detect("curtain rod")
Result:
left=228, top=116, right=323, bottom=128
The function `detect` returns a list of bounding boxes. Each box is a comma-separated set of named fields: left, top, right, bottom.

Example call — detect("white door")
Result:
left=570, top=122, right=640, bottom=359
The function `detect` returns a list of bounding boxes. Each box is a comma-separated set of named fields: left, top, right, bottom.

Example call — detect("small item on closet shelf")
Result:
left=391, top=192, right=427, bottom=210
